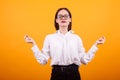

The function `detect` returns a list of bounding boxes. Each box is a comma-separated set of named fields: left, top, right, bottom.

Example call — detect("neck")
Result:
left=59, top=26, right=68, bottom=35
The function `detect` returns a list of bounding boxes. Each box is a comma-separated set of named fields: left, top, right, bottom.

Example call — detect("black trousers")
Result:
left=50, top=64, right=81, bottom=80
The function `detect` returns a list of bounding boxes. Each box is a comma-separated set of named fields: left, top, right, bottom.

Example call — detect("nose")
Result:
left=60, top=17, right=66, bottom=20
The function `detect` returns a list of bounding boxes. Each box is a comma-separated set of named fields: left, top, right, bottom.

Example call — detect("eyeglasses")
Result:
left=57, top=14, right=70, bottom=19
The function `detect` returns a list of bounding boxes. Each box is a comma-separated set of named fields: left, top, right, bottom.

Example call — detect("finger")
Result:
left=100, top=36, right=105, bottom=43
left=102, top=36, right=106, bottom=40
left=24, top=34, right=28, bottom=39
left=24, top=35, right=31, bottom=42
left=102, top=36, right=106, bottom=42
left=99, top=36, right=105, bottom=41
left=25, top=34, right=29, bottom=38
left=98, top=38, right=103, bottom=41
left=25, top=34, right=31, bottom=40
left=24, top=35, right=27, bottom=40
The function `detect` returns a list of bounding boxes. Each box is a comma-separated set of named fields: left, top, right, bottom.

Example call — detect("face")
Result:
left=56, top=9, right=71, bottom=28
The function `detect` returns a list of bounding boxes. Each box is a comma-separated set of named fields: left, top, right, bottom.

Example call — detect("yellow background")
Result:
left=0, top=0, right=120, bottom=80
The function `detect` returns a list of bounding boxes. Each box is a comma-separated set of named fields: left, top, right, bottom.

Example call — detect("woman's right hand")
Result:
left=24, top=34, right=36, bottom=45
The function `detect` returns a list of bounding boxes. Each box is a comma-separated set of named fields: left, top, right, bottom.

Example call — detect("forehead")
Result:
left=58, top=9, right=69, bottom=15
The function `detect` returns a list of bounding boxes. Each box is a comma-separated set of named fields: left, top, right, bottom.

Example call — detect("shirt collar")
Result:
left=56, top=30, right=74, bottom=37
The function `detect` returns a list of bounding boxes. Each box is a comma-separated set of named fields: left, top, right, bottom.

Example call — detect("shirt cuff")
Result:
left=90, top=44, right=98, bottom=53
left=31, top=45, right=39, bottom=52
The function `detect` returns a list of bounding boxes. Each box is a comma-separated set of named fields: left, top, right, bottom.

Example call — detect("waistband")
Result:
left=52, top=64, right=79, bottom=72
left=52, top=63, right=78, bottom=68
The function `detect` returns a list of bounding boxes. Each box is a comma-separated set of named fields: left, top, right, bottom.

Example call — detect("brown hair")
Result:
left=54, top=8, right=72, bottom=31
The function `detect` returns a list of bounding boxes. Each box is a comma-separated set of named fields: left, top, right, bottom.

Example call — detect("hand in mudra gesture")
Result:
left=24, top=34, right=36, bottom=45
left=96, top=36, right=106, bottom=45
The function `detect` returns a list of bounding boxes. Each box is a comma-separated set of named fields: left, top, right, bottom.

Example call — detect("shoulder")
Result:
left=71, top=33, right=82, bottom=39
left=71, top=33, right=83, bottom=42
left=45, top=33, right=57, bottom=40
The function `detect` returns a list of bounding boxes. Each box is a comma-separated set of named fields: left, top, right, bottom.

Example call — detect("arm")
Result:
left=78, top=36, right=105, bottom=64
left=24, top=35, right=50, bottom=65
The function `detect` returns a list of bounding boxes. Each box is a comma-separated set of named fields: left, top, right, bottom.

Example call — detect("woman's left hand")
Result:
left=96, top=36, right=106, bottom=45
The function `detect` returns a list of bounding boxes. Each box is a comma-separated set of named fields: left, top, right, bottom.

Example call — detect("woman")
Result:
left=24, top=8, right=105, bottom=80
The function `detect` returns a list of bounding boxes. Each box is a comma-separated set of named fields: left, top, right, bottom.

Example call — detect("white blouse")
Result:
left=31, top=30, right=98, bottom=66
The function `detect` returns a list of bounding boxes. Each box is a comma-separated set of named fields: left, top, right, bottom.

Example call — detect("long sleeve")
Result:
left=77, top=36, right=98, bottom=65
left=31, top=36, right=50, bottom=65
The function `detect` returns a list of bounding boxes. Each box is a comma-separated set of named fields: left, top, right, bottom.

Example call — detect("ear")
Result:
left=56, top=19, right=58, bottom=23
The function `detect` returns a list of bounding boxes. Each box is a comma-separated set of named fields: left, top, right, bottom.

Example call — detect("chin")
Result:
left=60, top=24, right=68, bottom=27
left=61, top=25, right=68, bottom=27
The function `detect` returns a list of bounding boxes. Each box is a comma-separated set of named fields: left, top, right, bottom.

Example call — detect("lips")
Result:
left=61, top=21, right=66, bottom=23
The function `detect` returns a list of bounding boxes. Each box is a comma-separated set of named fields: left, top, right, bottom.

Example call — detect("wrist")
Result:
left=94, top=41, right=98, bottom=46
left=33, top=42, right=36, bottom=46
